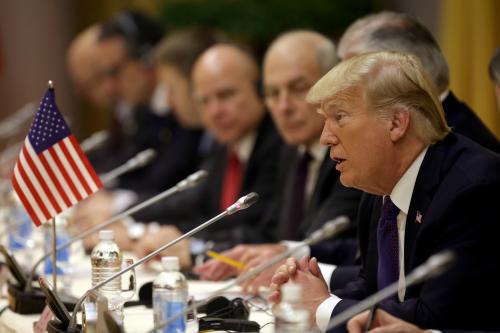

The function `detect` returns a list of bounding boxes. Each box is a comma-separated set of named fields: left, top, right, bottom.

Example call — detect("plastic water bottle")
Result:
left=273, top=283, right=311, bottom=333
left=90, top=230, right=122, bottom=317
left=153, top=256, right=188, bottom=333
left=43, top=214, right=71, bottom=292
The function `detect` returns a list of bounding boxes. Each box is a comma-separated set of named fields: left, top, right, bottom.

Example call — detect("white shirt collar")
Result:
left=390, top=147, right=428, bottom=215
left=231, top=131, right=257, bottom=164
left=439, top=89, right=450, bottom=102
left=298, top=139, right=328, bottom=162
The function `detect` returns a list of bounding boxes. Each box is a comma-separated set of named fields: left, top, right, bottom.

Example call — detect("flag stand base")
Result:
left=7, top=283, right=77, bottom=314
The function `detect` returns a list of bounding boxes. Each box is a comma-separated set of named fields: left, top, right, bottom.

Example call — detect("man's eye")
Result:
left=334, top=113, right=345, bottom=121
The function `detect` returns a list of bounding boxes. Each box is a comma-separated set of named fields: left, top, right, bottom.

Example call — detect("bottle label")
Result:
left=154, top=296, right=186, bottom=333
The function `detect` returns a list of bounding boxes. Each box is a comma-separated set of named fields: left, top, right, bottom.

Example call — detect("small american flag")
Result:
left=11, top=87, right=102, bottom=226
left=416, top=210, right=423, bottom=224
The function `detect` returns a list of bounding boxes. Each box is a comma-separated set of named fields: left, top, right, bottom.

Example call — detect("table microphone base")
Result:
left=8, top=283, right=78, bottom=314
left=46, top=320, right=82, bottom=333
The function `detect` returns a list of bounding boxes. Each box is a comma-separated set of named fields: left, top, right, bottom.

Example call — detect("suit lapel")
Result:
left=404, top=140, right=447, bottom=272
left=298, top=151, right=335, bottom=236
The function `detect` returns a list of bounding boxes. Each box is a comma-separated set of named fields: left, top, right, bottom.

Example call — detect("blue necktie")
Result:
left=377, top=197, right=401, bottom=290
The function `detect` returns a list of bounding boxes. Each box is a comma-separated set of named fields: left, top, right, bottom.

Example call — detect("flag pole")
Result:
left=48, top=80, right=57, bottom=291
left=51, top=217, right=57, bottom=291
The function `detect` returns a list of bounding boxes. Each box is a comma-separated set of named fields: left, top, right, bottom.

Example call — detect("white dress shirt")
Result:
left=315, top=147, right=429, bottom=332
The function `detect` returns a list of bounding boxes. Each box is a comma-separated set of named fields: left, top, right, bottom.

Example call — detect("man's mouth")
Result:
left=333, top=157, right=346, bottom=164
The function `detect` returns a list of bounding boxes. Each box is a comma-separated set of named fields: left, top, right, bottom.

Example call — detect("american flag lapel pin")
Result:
left=415, top=210, right=423, bottom=224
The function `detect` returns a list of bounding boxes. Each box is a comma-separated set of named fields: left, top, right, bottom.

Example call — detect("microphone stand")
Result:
left=325, top=250, right=456, bottom=331
left=67, top=192, right=260, bottom=332
left=100, top=148, right=156, bottom=186
left=149, top=216, right=351, bottom=333
left=80, top=130, right=109, bottom=154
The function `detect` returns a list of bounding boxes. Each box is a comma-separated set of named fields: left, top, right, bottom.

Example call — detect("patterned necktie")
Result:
left=377, top=196, right=401, bottom=290
left=287, top=151, right=312, bottom=240
left=219, top=152, right=242, bottom=211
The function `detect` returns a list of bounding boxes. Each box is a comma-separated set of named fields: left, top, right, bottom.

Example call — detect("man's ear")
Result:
left=389, top=108, right=410, bottom=142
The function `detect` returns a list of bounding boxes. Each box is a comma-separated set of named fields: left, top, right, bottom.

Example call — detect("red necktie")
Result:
left=220, top=152, right=242, bottom=210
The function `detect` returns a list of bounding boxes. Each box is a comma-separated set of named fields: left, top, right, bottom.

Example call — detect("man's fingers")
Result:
left=347, top=310, right=370, bottom=333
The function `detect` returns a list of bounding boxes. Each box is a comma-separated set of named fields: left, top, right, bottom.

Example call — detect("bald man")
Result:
left=194, top=31, right=362, bottom=289
left=67, top=25, right=116, bottom=109
left=132, top=43, right=283, bottom=260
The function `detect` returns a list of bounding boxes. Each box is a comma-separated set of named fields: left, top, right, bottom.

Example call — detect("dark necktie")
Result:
left=219, top=152, right=242, bottom=211
left=287, top=151, right=312, bottom=240
left=377, top=196, right=401, bottom=290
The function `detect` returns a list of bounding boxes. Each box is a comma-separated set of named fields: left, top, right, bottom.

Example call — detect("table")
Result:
left=0, top=253, right=274, bottom=332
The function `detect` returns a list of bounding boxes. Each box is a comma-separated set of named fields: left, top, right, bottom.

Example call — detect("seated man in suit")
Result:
left=337, top=11, right=500, bottom=153
left=194, top=30, right=362, bottom=289
left=132, top=43, right=283, bottom=261
left=326, top=10, right=500, bottom=288
left=268, top=51, right=500, bottom=332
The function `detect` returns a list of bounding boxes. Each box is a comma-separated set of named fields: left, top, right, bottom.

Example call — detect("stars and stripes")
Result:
left=416, top=210, right=423, bottom=224
left=11, top=87, right=102, bottom=226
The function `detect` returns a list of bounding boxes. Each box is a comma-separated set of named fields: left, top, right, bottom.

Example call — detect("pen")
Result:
left=206, top=250, right=246, bottom=270
left=364, top=304, right=378, bottom=333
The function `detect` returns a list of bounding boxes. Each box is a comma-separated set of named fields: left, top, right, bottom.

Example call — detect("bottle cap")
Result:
left=281, top=283, right=302, bottom=302
left=99, top=230, right=115, bottom=241
left=161, top=256, right=180, bottom=271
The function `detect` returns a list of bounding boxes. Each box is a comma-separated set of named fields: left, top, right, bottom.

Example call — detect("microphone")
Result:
left=325, top=250, right=456, bottom=331
left=149, top=216, right=351, bottom=333
left=79, top=130, right=109, bottom=153
left=66, top=192, right=260, bottom=332
left=25, top=170, right=208, bottom=292
left=226, top=192, right=259, bottom=215
left=100, top=148, right=157, bottom=185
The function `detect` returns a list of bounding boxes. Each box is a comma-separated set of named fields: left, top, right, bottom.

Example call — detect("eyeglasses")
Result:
left=264, top=80, right=313, bottom=106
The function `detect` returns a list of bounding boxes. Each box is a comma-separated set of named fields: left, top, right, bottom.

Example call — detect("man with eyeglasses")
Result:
left=194, top=30, right=362, bottom=291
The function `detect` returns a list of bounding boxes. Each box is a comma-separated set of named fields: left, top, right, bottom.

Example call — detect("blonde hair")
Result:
left=307, top=51, right=450, bottom=144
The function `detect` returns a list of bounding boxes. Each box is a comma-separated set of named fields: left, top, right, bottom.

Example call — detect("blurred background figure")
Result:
left=489, top=47, right=500, bottom=113
left=67, top=24, right=113, bottom=110
left=70, top=12, right=215, bottom=251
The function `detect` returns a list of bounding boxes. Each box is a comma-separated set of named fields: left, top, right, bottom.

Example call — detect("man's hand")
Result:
left=240, top=244, right=287, bottom=294
left=348, top=309, right=425, bottom=333
left=73, top=190, right=115, bottom=250
left=133, top=225, right=191, bottom=269
left=194, top=243, right=287, bottom=283
left=268, top=256, right=330, bottom=326
left=194, top=244, right=249, bottom=281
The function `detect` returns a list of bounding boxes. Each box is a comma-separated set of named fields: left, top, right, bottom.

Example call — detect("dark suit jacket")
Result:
left=443, top=92, right=500, bottom=153
left=329, top=133, right=500, bottom=331
left=257, top=145, right=362, bottom=265
left=134, top=115, right=284, bottom=249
